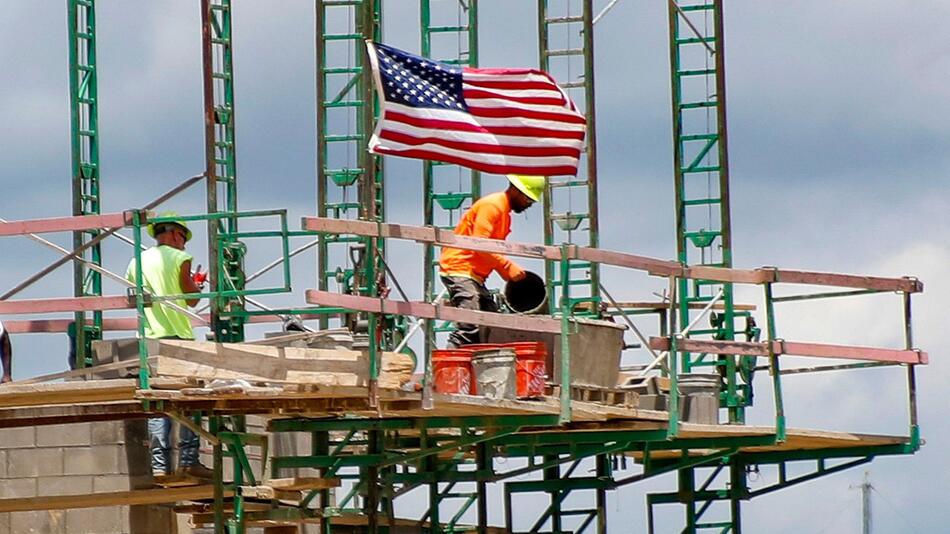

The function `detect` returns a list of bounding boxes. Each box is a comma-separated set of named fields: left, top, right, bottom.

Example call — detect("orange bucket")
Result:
left=508, top=342, right=547, bottom=398
left=432, top=349, right=474, bottom=395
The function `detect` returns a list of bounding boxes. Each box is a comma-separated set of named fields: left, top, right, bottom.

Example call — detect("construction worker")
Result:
left=439, top=174, right=545, bottom=347
left=126, top=211, right=212, bottom=479
left=0, top=319, right=11, bottom=383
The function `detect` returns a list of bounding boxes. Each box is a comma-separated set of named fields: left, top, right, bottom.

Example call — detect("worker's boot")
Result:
left=177, top=463, right=214, bottom=480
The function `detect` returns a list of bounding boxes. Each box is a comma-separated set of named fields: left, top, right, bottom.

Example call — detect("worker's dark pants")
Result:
left=441, top=276, right=498, bottom=347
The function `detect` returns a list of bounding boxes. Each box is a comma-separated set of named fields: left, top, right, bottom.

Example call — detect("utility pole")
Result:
left=851, top=470, right=873, bottom=534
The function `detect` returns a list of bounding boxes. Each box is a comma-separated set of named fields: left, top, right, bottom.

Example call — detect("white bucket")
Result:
left=472, top=349, right=517, bottom=400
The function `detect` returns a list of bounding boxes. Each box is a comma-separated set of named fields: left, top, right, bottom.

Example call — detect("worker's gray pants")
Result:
left=441, top=275, right=498, bottom=347
left=149, top=417, right=199, bottom=474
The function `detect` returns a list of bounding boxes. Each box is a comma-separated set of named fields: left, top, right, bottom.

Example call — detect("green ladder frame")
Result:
left=419, top=0, right=481, bottom=401
left=67, top=0, right=103, bottom=367
left=201, top=0, right=246, bottom=342
left=668, top=0, right=751, bottom=420
left=539, top=0, right=601, bottom=317
left=316, top=0, right=384, bottom=308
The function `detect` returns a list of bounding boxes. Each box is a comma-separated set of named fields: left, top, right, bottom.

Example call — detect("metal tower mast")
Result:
left=67, top=0, right=102, bottom=367
left=538, top=0, right=600, bottom=317
left=201, top=0, right=245, bottom=342
left=419, top=0, right=480, bottom=392
left=418, top=3, right=482, bottom=529
left=667, top=0, right=752, bottom=421
left=315, top=0, right=383, bottom=321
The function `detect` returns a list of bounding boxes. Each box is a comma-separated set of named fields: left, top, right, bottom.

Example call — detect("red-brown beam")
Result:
left=0, top=296, right=135, bottom=315
left=0, top=212, right=131, bottom=237
left=649, top=337, right=927, bottom=365
left=305, top=290, right=562, bottom=333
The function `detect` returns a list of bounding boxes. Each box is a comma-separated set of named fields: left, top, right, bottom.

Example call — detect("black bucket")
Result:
left=504, top=271, right=548, bottom=314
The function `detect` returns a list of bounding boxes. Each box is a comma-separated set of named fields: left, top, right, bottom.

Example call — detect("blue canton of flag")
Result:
left=376, top=43, right=468, bottom=113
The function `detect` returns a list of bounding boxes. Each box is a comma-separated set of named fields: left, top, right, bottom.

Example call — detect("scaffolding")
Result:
left=0, top=2, right=928, bottom=533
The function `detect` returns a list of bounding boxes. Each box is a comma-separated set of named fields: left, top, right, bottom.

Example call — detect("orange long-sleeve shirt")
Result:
left=439, top=192, right=520, bottom=283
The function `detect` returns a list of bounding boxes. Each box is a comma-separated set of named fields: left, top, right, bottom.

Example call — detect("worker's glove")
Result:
left=506, top=262, right=527, bottom=282
left=191, top=265, right=208, bottom=289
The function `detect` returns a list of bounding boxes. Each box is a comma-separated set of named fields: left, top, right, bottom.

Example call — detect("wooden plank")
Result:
left=4, top=312, right=331, bottom=334
left=0, top=212, right=130, bottom=237
left=773, top=269, right=922, bottom=293
left=574, top=247, right=682, bottom=277
left=649, top=337, right=927, bottom=365
left=0, top=485, right=233, bottom=512
left=686, top=265, right=773, bottom=285
left=15, top=359, right=142, bottom=385
left=303, top=216, right=561, bottom=260
left=264, top=477, right=342, bottom=491
left=239, top=486, right=302, bottom=501
left=305, top=290, right=562, bottom=334
left=0, top=380, right=137, bottom=408
left=307, top=217, right=923, bottom=291
left=0, top=295, right=135, bottom=315
left=780, top=341, right=927, bottom=365
left=649, top=337, right=769, bottom=357
left=0, top=401, right=144, bottom=428
left=152, top=340, right=414, bottom=389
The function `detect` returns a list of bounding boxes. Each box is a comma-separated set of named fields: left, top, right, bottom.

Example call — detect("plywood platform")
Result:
left=0, top=378, right=910, bottom=455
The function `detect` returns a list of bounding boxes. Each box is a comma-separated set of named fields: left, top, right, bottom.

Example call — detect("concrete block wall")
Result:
left=0, top=416, right=327, bottom=534
left=0, top=420, right=180, bottom=534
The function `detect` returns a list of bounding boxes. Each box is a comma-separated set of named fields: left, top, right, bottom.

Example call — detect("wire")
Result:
left=813, top=491, right=859, bottom=534
left=872, top=486, right=927, bottom=533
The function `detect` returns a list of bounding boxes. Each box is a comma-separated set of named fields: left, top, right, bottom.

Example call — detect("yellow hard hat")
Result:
left=147, top=211, right=192, bottom=242
left=507, top=174, right=546, bottom=202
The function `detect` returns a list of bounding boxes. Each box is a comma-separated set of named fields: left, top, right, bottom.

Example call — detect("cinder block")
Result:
left=10, top=510, right=65, bottom=534
left=65, top=507, right=123, bottom=534
left=37, top=476, right=92, bottom=497
left=91, top=475, right=130, bottom=493
left=91, top=422, right=124, bottom=446
left=123, top=420, right=151, bottom=478
left=0, top=450, right=6, bottom=478
left=0, top=511, right=10, bottom=534
left=90, top=338, right=160, bottom=379
left=0, top=427, right=35, bottom=449
left=37, top=423, right=92, bottom=447
left=0, top=478, right=37, bottom=499
left=7, top=448, right=63, bottom=478
left=129, top=505, right=177, bottom=534
left=62, top=446, right=120, bottom=476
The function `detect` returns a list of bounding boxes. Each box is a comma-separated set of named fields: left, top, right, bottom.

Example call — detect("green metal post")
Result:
left=423, top=429, right=441, bottom=533
left=211, top=416, right=225, bottom=534
left=476, top=442, right=489, bottom=534
left=559, top=244, right=572, bottom=423
left=544, top=458, right=562, bottom=533
left=596, top=454, right=609, bottom=534
left=67, top=0, right=103, bottom=368
left=764, top=282, right=786, bottom=440
left=539, top=0, right=601, bottom=317
left=729, top=459, right=744, bottom=534
left=680, top=465, right=697, bottom=533
left=312, top=430, right=332, bottom=534
left=132, top=212, right=149, bottom=390
left=902, top=292, right=920, bottom=447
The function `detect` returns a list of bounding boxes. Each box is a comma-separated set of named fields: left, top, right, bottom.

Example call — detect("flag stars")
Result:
left=376, top=44, right=467, bottom=112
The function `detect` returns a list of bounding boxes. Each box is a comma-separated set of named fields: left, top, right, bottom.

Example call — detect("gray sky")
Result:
left=2, top=1, right=949, bottom=532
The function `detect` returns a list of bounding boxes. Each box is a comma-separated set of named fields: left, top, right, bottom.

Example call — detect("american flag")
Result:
left=366, top=42, right=586, bottom=176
